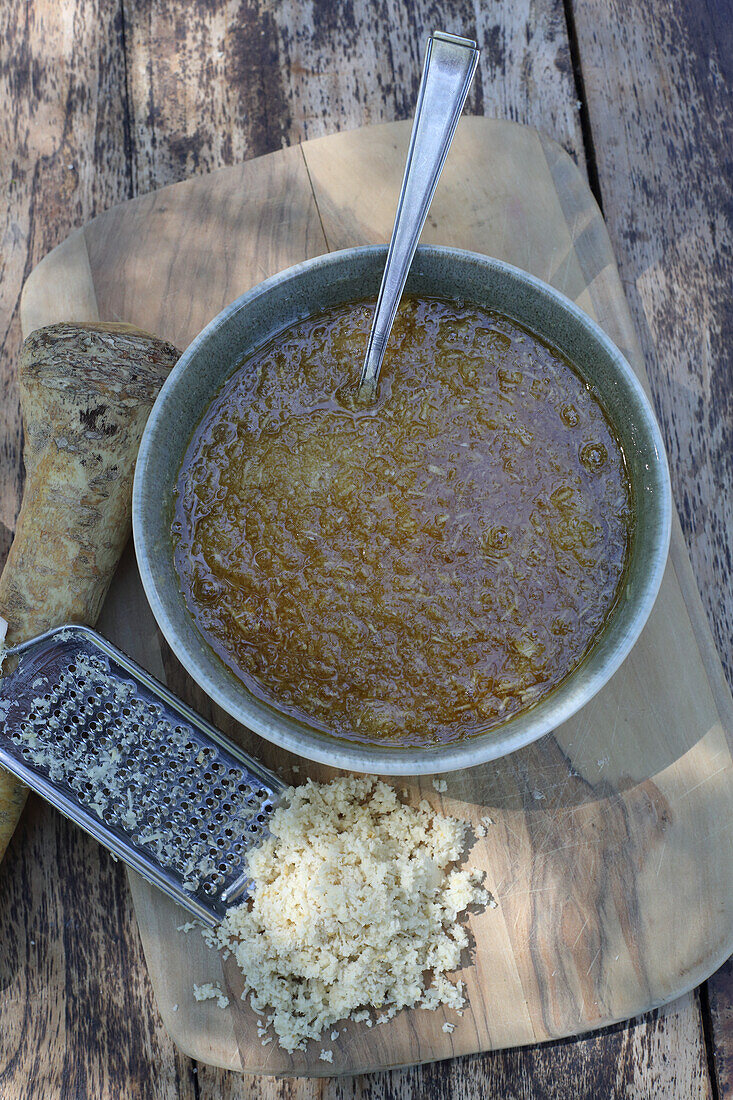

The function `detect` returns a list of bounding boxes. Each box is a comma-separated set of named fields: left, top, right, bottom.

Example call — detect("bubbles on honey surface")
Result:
left=580, top=441, right=609, bottom=471
left=560, top=403, right=580, bottom=428
left=481, top=525, right=512, bottom=557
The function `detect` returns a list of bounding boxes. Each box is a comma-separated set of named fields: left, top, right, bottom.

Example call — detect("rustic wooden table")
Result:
left=1, top=1, right=731, bottom=1097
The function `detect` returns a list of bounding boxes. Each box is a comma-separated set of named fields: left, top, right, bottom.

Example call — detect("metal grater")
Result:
left=0, top=623, right=284, bottom=925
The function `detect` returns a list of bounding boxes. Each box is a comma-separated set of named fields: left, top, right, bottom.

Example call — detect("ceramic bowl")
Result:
left=133, top=245, right=671, bottom=774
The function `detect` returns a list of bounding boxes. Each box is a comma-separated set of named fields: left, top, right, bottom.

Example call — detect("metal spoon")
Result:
left=358, top=31, right=480, bottom=402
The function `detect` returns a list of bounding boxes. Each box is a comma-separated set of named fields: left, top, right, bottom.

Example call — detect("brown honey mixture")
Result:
left=173, top=297, right=632, bottom=746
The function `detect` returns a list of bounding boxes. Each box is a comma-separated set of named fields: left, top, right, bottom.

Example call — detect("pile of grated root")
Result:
left=202, top=775, right=489, bottom=1053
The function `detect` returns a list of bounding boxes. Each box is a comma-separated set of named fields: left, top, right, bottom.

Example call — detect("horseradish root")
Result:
left=0, top=322, right=180, bottom=860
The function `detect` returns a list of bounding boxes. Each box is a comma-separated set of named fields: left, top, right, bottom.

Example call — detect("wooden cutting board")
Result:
left=19, top=118, right=733, bottom=1077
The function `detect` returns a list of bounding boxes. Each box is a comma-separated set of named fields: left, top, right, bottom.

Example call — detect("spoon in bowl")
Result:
left=357, top=31, right=480, bottom=403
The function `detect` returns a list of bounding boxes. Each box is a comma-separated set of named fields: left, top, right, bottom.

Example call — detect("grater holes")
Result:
left=7, top=640, right=280, bottom=910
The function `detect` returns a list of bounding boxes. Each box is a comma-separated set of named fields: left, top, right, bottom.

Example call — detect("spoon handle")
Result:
left=358, top=31, right=480, bottom=401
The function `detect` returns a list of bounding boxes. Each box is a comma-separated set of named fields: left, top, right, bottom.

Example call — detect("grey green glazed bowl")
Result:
left=133, top=246, right=671, bottom=775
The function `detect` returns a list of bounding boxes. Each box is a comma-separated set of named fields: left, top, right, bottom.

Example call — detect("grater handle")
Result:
left=0, top=323, right=180, bottom=860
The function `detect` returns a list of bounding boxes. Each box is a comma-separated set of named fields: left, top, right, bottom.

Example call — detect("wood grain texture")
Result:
left=708, top=959, right=733, bottom=1099
left=570, top=2, right=733, bottom=1087
left=0, top=0, right=132, bottom=534
left=20, top=118, right=730, bottom=1077
left=82, top=142, right=326, bottom=352
left=0, top=6, right=197, bottom=1097
left=570, top=0, right=733, bottom=690
left=20, top=229, right=100, bottom=337
left=194, top=995, right=713, bottom=1100
left=0, top=798, right=197, bottom=1100
left=121, top=0, right=585, bottom=190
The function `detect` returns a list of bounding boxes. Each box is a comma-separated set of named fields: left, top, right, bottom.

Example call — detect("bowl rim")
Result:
left=133, top=244, right=672, bottom=775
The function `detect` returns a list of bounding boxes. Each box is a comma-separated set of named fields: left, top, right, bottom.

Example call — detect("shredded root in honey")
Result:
left=174, top=298, right=632, bottom=746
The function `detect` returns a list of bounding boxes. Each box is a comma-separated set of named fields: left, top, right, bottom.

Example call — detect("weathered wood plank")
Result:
left=0, top=0, right=131, bottom=533
left=708, top=959, right=733, bottom=1099
left=570, top=0, right=733, bottom=1087
left=0, top=5, right=195, bottom=1095
left=194, top=994, right=712, bottom=1098
left=121, top=0, right=585, bottom=192
left=570, top=0, right=733, bottom=689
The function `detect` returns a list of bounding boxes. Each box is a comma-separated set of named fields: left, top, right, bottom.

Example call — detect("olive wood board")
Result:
left=19, top=118, right=733, bottom=1077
